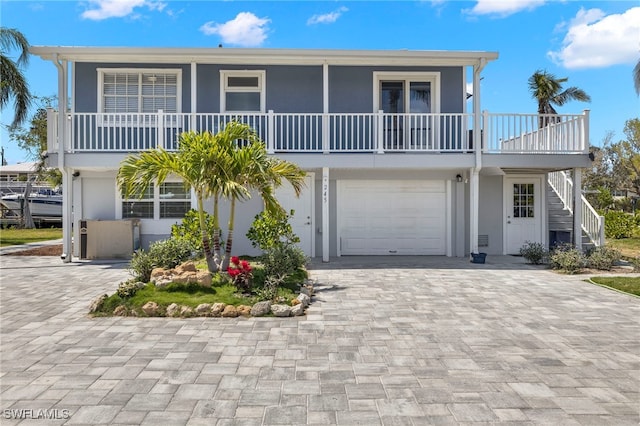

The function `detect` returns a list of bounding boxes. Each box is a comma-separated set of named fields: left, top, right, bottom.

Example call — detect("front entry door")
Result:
left=504, top=177, right=543, bottom=254
left=275, top=174, right=314, bottom=257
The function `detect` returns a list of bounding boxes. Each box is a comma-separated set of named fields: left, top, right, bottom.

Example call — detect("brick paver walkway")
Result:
left=0, top=254, right=638, bottom=425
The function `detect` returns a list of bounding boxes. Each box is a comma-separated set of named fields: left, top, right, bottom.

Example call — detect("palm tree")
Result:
left=633, top=58, right=640, bottom=96
left=117, top=130, right=233, bottom=273
left=1, top=27, right=32, bottom=128
left=528, top=70, right=590, bottom=127
left=219, top=123, right=306, bottom=271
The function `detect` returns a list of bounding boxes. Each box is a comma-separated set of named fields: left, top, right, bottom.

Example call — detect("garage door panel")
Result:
left=339, top=180, right=447, bottom=255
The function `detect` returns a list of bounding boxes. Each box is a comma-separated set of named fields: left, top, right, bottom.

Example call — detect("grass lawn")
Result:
left=0, top=228, right=62, bottom=247
left=589, top=276, right=640, bottom=297
left=607, top=235, right=640, bottom=259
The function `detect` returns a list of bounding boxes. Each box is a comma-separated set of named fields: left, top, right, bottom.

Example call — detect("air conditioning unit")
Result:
left=79, top=219, right=141, bottom=259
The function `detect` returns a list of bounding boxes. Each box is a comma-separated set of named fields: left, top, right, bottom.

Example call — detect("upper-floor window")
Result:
left=98, top=69, right=182, bottom=114
left=220, top=70, right=265, bottom=113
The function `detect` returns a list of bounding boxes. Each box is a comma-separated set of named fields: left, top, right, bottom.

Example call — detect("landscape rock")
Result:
left=221, top=305, right=239, bottom=318
left=89, top=294, right=108, bottom=313
left=290, top=303, right=304, bottom=316
left=113, top=305, right=127, bottom=316
left=180, top=306, right=194, bottom=317
left=142, top=301, right=160, bottom=316
left=296, top=293, right=311, bottom=307
left=175, top=261, right=197, bottom=273
left=271, top=304, right=291, bottom=317
left=150, top=265, right=212, bottom=288
left=236, top=305, right=252, bottom=317
left=166, top=303, right=181, bottom=317
left=195, top=303, right=212, bottom=315
left=195, top=271, right=212, bottom=288
left=250, top=301, right=271, bottom=317
left=210, top=303, right=226, bottom=317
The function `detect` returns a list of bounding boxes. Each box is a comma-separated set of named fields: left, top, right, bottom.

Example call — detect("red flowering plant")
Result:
left=227, top=256, right=253, bottom=293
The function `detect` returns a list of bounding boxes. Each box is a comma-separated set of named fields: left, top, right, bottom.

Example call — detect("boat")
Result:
left=0, top=190, right=63, bottom=218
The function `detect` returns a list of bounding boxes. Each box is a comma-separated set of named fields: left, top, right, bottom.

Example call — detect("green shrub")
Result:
left=116, top=280, right=146, bottom=298
left=632, top=256, right=640, bottom=273
left=549, top=244, right=586, bottom=274
left=247, top=209, right=299, bottom=251
left=128, top=249, right=155, bottom=282
left=128, top=238, right=195, bottom=282
left=604, top=211, right=635, bottom=239
left=519, top=241, right=548, bottom=264
left=261, top=244, right=308, bottom=279
left=586, top=246, right=621, bottom=271
left=171, top=209, right=219, bottom=256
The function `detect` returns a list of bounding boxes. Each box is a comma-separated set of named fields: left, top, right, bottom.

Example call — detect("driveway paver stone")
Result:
left=0, top=254, right=638, bottom=425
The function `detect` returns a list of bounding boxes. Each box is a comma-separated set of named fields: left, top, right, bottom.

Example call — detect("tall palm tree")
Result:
left=117, top=130, right=236, bottom=273
left=633, top=58, right=640, bottom=96
left=219, top=123, right=306, bottom=271
left=528, top=70, right=590, bottom=127
left=0, top=27, right=32, bottom=128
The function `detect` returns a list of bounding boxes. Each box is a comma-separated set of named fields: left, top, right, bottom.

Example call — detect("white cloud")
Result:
left=464, top=0, right=545, bottom=18
left=200, top=12, right=270, bottom=47
left=307, top=6, right=348, bottom=25
left=81, top=0, right=166, bottom=20
left=548, top=7, right=640, bottom=69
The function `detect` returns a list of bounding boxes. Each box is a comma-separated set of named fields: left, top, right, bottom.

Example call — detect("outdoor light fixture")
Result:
left=456, top=174, right=463, bottom=182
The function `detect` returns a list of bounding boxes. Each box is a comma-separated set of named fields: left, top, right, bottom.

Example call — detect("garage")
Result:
left=337, top=180, right=447, bottom=255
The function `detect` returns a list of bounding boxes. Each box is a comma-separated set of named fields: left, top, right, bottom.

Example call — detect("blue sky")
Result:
left=1, top=0, right=638, bottom=164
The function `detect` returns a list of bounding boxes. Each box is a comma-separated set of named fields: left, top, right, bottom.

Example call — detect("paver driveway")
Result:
left=0, top=254, right=638, bottom=425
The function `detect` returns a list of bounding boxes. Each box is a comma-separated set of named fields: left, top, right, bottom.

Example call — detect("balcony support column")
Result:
left=469, top=168, right=480, bottom=257
left=322, top=167, right=330, bottom=262
left=573, top=168, right=583, bottom=251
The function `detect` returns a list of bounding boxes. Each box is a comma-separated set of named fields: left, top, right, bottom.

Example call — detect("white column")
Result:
left=62, top=169, right=73, bottom=261
left=573, top=168, right=583, bottom=251
left=469, top=168, right=480, bottom=256
left=455, top=180, right=465, bottom=257
left=190, top=62, right=197, bottom=131
left=446, top=180, right=452, bottom=257
left=72, top=176, right=82, bottom=258
left=322, top=167, right=330, bottom=262
left=322, top=63, right=330, bottom=154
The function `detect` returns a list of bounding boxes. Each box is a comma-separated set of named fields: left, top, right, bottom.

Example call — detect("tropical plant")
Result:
left=528, top=70, right=590, bottom=128
left=519, top=241, right=548, bottom=265
left=118, top=130, right=229, bottom=272
left=218, top=123, right=306, bottom=271
left=227, top=256, right=253, bottom=293
left=0, top=27, right=32, bottom=128
left=549, top=243, right=586, bottom=274
left=246, top=209, right=299, bottom=251
left=171, top=209, right=219, bottom=257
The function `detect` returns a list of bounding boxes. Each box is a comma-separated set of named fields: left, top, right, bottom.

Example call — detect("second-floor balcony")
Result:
left=47, top=110, right=589, bottom=156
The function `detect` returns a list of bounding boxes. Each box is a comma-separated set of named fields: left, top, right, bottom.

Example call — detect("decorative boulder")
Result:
left=296, top=293, right=311, bottom=308
left=195, top=271, right=212, bottom=288
left=195, top=303, right=212, bottom=315
left=89, top=294, right=108, bottom=313
left=166, top=303, right=181, bottom=317
left=250, top=301, right=271, bottom=317
left=291, top=303, right=304, bottom=317
left=271, top=304, right=291, bottom=317
left=113, top=305, right=127, bottom=316
left=175, top=261, right=197, bottom=273
left=180, top=306, right=194, bottom=317
left=142, top=301, right=160, bottom=316
left=221, top=305, right=239, bottom=318
left=236, top=305, right=252, bottom=317
left=210, top=303, right=226, bottom=317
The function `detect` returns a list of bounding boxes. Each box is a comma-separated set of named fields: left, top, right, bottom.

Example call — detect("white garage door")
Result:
left=338, top=180, right=447, bottom=255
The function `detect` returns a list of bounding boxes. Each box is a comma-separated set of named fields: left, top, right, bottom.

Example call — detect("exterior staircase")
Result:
left=547, top=171, right=604, bottom=251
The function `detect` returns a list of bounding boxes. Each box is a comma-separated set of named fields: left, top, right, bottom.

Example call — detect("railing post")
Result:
left=479, top=110, right=487, bottom=153
left=598, top=215, right=605, bottom=247
left=157, top=109, right=164, bottom=149
left=46, top=108, right=57, bottom=153
left=322, top=113, right=330, bottom=154
left=582, top=109, right=590, bottom=153
left=65, top=113, right=72, bottom=152
left=267, top=110, right=275, bottom=154
left=376, top=110, right=384, bottom=154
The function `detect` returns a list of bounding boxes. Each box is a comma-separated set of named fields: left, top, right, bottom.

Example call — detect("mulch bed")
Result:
left=5, top=244, right=63, bottom=256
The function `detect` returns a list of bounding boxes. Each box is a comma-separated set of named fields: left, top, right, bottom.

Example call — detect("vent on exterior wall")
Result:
left=478, top=235, right=489, bottom=247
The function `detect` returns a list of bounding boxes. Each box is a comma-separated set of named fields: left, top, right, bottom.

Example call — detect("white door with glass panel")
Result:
left=504, top=178, right=543, bottom=254
left=275, top=175, right=314, bottom=257
left=375, top=73, right=439, bottom=150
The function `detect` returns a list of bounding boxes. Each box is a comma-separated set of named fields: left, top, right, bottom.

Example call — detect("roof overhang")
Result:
left=30, top=46, right=499, bottom=67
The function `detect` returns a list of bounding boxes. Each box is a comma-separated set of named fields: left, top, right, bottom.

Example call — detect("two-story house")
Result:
left=31, top=46, right=601, bottom=262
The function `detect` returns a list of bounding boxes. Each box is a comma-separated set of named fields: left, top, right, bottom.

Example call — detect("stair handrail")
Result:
left=548, top=171, right=604, bottom=247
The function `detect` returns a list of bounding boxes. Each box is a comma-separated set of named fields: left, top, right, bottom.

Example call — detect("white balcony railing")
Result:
left=49, top=110, right=588, bottom=155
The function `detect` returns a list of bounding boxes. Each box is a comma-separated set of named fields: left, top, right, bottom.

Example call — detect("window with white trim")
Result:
left=121, top=182, right=191, bottom=220
left=99, top=69, right=181, bottom=114
left=220, top=70, right=265, bottom=112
